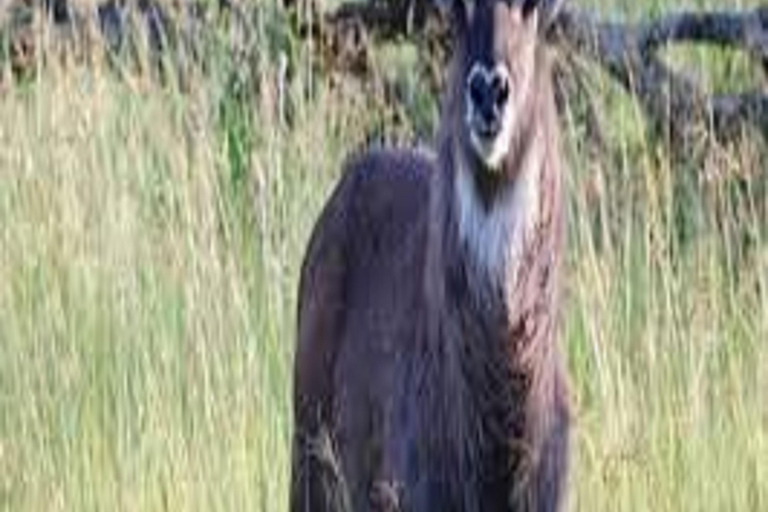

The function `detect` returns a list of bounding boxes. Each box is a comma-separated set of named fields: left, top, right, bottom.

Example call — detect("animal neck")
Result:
left=452, top=110, right=544, bottom=309
left=424, top=44, right=560, bottom=340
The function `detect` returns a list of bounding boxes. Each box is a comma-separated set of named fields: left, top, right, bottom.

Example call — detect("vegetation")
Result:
left=0, top=1, right=766, bottom=511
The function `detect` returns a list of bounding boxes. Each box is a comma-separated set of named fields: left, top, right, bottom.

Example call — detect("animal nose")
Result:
left=468, top=65, right=510, bottom=132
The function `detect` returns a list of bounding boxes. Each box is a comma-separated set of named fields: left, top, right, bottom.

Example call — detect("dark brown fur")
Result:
left=291, top=2, right=570, bottom=511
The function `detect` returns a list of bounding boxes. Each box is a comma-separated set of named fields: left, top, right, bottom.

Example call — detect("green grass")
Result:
left=563, top=109, right=768, bottom=510
left=0, top=59, right=358, bottom=510
left=1, top=3, right=767, bottom=511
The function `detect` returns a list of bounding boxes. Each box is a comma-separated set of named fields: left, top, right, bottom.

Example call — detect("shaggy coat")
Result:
left=291, top=2, right=571, bottom=511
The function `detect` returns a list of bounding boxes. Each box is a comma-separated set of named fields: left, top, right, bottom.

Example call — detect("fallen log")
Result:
left=2, top=0, right=766, bottom=149
left=552, top=6, right=768, bottom=148
left=297, top=0, right=768, bottom=148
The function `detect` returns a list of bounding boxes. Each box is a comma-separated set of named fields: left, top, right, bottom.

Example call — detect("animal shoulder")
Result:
left=335, top=148, right=435, bottom=242
left=343, top=147, right=435, bottom=206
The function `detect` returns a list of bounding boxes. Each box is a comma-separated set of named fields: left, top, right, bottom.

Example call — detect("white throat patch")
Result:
left=454, top=132, right=543, bottom=295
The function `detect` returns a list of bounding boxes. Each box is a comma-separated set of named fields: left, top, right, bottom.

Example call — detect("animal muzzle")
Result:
left=465, top=62, right=514, bottom=170
left=466, top=63, right=511, bottom=139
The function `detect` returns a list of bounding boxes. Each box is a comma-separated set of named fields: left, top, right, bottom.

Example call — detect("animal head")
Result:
left=441, top=0, right=561, bottom=172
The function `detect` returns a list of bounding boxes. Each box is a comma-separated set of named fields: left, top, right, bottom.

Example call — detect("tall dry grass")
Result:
left=0, top=45, right=366, bottom=508
left=0, top=1, right=766, bottom=511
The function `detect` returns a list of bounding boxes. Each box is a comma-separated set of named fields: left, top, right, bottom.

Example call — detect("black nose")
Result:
left=468, top=66, right=510, bottom=133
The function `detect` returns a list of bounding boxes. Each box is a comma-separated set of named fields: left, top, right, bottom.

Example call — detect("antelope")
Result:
left=291, top=0, right=570, bottom=510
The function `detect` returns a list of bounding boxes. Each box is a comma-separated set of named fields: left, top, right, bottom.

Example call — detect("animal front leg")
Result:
left=370, top=480, right=404, bottom=512
left=532, top=396, right=570, bottom=512
left=290, top=427, right=352, bottom=512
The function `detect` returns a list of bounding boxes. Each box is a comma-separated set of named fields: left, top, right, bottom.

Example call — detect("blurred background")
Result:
left=0, top=0, right=765, bottom=510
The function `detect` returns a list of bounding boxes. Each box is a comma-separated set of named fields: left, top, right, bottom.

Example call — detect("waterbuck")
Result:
left=291, top=0, right=570, bottom=510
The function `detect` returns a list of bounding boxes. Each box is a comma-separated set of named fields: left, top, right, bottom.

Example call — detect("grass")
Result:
left=0, top=55, right=352, bottom=510
left=1, top=1, right=767, bottom=511
left=563, top=99, right=768, bottom=510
